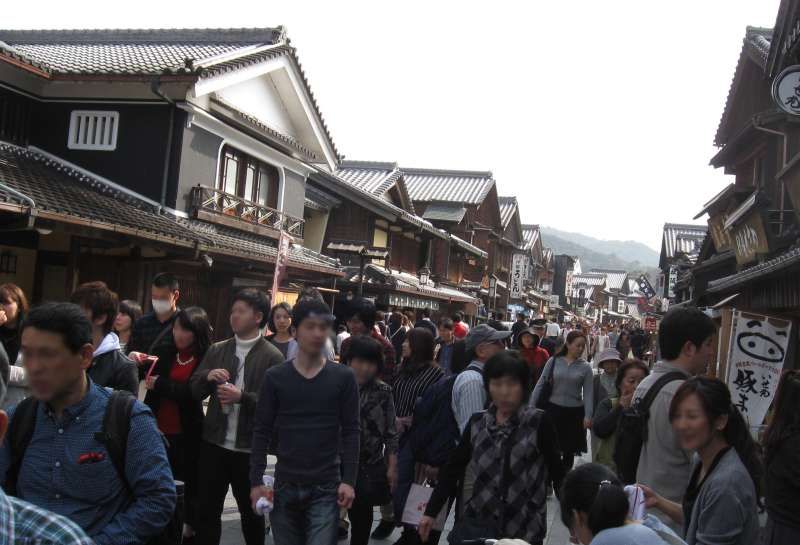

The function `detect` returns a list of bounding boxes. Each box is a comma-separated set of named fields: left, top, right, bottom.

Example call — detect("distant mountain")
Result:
left=541, top=227, right=660, bottom=267
left=540, top=227, right=660, bottom=281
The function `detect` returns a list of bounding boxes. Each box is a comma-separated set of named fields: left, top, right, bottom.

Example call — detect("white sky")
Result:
left=5, top=0, right=781, bottom=250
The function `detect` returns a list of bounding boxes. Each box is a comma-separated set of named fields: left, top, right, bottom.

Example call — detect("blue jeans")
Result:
left=270, top=481, right=340, bottom=545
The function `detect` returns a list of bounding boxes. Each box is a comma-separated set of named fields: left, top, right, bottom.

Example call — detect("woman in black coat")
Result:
left=143, top=306, right=213, bottom=542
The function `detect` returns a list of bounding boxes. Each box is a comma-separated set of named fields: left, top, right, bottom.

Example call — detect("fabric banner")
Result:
left=510, top=253, right=526, bottom=299
left=725, top=310, right=792, bottom=426
left=270, top=231, right=294, bottom=304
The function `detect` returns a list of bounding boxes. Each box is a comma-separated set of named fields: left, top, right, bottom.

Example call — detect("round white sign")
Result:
left=772, top=65, right=800, bottom=115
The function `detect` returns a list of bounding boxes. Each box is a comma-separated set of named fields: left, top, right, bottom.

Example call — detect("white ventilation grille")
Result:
left=68, top=111, right=119, bottom=151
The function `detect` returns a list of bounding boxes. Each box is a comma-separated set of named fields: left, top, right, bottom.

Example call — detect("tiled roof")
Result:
left=498, top=196, right=518, bottom=229
left=0, top=28, right=283, bottom=75
left=572, top=273, right=607, bottom=287
left=421, top=202, right=467, bottom=223
left=542, top=248, right=553, bottom=265
left=590, top=269, right=627, bottom=291
left=304, top=184, right=341, bottom=212
left=0, top=141, right=341, bottom=274
left=714, top=26, right=773, bottom=147
left=0, top=141, right=198, bottom=246
left=180, top=218, right=342, bottom=274
left=521, top=224, right=541, bottom=251
left=335, top=161, right=415, bottom=214
left=707, top=244, right=800, bottom=293
left=336, top=161, right=400, bottom=196
left=694, top=183, right=736, bottom=219
left=403, top=167, right=494, bottom=205
left=662, top=223, right=707, bottom=260
left=450, top=234, right=488, bottom=259
left=0, top=28, right=341, bottom=163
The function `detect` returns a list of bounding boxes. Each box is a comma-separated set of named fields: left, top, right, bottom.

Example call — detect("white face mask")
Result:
left=151, top=299, right=173, bottom=315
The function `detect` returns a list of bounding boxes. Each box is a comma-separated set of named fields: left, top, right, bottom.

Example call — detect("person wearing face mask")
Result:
left=128, top=273, right=181, bottom=366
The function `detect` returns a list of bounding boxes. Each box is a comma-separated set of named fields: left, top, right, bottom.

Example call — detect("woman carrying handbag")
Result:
left=530, top=331, right=593, bottom=476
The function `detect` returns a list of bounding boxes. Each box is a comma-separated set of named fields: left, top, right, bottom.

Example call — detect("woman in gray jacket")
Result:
left=642, top=377, right=762, bottom=545
left=531, top=330, right=594, bottom=475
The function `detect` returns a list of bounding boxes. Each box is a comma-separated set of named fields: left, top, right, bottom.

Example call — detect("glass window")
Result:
left=244, top=162, right=257, bottom=202
left=257, top=165, right=270, bottom=206
left=221, top=151, right=239, bottom=195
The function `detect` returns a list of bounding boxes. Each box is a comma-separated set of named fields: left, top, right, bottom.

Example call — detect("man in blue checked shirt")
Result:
left=0, top=302, right=176, bottom=545
left=0, top=374, right=94, bottom=545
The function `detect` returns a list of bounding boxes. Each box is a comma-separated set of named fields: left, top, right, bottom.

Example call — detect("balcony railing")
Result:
left=191, top=185, right=304, bottom=238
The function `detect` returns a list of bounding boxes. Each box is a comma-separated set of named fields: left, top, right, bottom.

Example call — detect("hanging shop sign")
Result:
left=385, top=293, right=440, bottom=311
left=708, top=213, right=733, bottom=252
left=772, top=64, right=800, bottom=115
left=636, top=274, right=656, bottom=300
left=510, top=253, right=526, bottom=299
left=724, top=310, right=792, bottom=426
left=667, top=267, right=678, bottom=299
left=731, top=212, right=770, bottom=265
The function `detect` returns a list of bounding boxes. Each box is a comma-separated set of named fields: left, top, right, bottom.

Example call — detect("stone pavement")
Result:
left=218, top=454, right=584, bottom=545
left=219, top=494, right=573, bottom=545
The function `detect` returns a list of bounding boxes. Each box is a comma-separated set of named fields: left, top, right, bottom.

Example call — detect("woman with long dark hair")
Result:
left=762, top=370, right=800, bottom=545
left=531, top=330, right=594, bottom=474
left=559, top=463, right=683, bottom=544
left=143, top=306, right=213, bottom=542
left=642, top=376, right=762, bottom=545
left=265, top=301, right=297, bottom=360
left=393, top=327, right=444, bottom=433
left=391, top=327, right=445, bottom=545
left=616, top=329, right=632, bottom=359
left=114, top=299, right=142, bottom=354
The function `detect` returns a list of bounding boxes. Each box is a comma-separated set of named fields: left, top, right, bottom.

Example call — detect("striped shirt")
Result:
left=392, top=363, right=444, bottom=417
left=452, top=360, right=487, bottom=432
left=0, top=488, right=94, bottom=545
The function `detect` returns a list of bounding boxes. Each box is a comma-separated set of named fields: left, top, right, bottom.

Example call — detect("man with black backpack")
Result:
left=617, top=307, right=715, bottom=527
left=0, top=302, right=176, bottom=545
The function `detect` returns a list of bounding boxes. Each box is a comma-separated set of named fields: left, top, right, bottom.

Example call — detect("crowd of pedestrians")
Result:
left=0, top=277, right=796, bottom=545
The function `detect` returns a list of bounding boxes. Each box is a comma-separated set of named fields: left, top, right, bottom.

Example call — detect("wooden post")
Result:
left=65, top=237, right=80, bottom=296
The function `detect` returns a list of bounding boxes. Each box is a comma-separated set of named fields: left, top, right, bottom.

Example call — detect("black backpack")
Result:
left=4, top=391, right=182, bottom=545
left=614, top=371, right=685, bottom=484
left=407, top=363, right=482, bottom=467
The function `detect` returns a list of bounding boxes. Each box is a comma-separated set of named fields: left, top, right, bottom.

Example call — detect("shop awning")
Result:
left=344, top=264, right=478, bottom=304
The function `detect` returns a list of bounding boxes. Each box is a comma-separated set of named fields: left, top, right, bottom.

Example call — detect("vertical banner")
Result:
left=725, top=310, right=792, bottom=426
left=667, top=266, right=678, bottom=298
left=636, top=274, right=656, bottom=299
left=271, top=231, right=294, bottom=304
left=510, top=253, right=525, bottom=299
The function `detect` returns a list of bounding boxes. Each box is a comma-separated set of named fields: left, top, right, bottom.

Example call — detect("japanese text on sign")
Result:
left=510, top=253, right=526, bottom=299
left=725, top=311, right=792, bottom=426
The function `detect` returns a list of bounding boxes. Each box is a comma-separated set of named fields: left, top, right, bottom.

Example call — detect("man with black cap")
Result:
left=531, top=318, right=556, bottom=357
left=451, top=323, right=512, bottom=433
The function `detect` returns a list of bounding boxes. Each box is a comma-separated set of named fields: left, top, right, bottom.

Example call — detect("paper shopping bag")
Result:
left=401, top=483, right=448, bottom=531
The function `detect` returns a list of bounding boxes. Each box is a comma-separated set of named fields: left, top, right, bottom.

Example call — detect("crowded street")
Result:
left=1, top=1, right=799, bottom=545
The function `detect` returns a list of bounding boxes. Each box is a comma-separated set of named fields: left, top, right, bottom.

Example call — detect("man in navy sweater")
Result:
left=250, top=299, right=360, bottom=545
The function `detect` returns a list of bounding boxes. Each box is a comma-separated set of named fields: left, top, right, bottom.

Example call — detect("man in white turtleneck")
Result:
left=190, top=289, right=284, bottom=545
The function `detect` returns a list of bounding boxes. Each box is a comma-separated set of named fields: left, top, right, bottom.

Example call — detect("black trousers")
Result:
left=194, top=441, right=265, bottom=545
left=348, top=497, right=374, bottom=545
left=165, top=433, right=198, bottom=529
